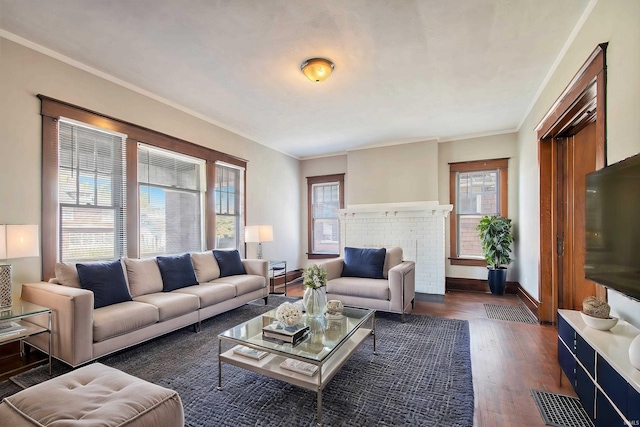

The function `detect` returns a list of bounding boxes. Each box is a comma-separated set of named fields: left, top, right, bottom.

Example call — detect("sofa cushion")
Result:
left=341, top=247, right=386, bottom=279
left=383, top=247, right=403, bottom=279
left=174, top=283, right=237, bottom=307
left=134, top=292, right=200, bottom=321
left=191, top=251, right=221, bottom=282
left=212, top=274, right=264, bottom=296
left=213, top=249, right=246, bottom=277
left=77, top=260, right=133, bottom=309
left=327, top=277, right=390, bottom=300
left=93, top=301, right=159, bottom=342
left=55, top=262, right=81, bottom=288
left=123, top=257, right=164, bottom=297
left=156, top=253, right=198, bottom=292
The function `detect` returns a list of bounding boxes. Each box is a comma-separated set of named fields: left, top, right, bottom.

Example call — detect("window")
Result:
left=215, top=162, right=244, bottom=250
left=307, top=174, right=344, bottom=258
left=40, top=96, right=247, bottom=280
left=138, top=144, right=205, bottom=256
left=58, top=119, right=127, bottom=261
left=449, top=158, right=508, bottom=266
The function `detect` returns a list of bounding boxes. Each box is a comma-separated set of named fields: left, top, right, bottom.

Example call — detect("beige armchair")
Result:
left=323, top=247, right=415, bottom=322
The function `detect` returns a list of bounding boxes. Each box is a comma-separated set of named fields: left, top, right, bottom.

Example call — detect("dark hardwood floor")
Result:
left=288, top=282, right=575, bottom=427
left=1, top=283, right=573, bottom=426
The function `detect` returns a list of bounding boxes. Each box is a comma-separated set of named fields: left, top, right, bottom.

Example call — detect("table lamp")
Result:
left=0, top=224, right=40, bottom=308
left=244, top=225, right=273, bottom=259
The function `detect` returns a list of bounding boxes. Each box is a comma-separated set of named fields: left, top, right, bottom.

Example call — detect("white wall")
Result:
left=438, top=133, right=519, bottom=281
left=347, top=140, right=439, bottom=204
left=0, top=37, right=301, bottom=298
left=516, top=0, right=640, bottom=324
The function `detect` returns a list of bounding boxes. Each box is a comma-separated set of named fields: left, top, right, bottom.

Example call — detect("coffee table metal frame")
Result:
left=217, top=306, right=376, bottom=426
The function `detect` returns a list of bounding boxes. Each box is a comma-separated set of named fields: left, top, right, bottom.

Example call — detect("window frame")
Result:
left=40, top=95, right=247, bottom=280
left=214, top=162, right=244, bottom=250
left=307, top=173, right=345, bottom=259
left=449, top=158, right=508, bottom=266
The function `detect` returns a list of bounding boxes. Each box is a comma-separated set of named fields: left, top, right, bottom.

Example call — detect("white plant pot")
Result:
left=630, top=334, right=640, bottom=370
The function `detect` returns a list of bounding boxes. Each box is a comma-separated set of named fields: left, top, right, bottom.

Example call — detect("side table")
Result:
left=0, top=300, right=52, bottom=375
left=268, top=260, right=287, bottom=294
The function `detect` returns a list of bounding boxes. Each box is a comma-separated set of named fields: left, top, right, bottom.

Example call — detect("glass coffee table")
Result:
left=218, top=306, right=375, bottom=426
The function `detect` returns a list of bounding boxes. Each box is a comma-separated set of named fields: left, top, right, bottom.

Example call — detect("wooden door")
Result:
left=558, top=121, right=597, bottom=310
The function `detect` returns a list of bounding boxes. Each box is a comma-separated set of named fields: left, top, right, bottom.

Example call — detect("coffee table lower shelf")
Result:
left=218, top=327, right=374, bottom=425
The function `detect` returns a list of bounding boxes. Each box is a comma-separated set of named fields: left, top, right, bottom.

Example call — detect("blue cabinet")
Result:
left=557, top=310, right=640, bottom=427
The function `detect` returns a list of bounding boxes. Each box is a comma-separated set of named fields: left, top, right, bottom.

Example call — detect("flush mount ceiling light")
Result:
left=300, top=58, right=334, bottom=82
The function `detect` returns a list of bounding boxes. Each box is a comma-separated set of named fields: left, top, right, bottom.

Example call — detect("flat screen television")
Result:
left=585, top=152, right=640, bottom=302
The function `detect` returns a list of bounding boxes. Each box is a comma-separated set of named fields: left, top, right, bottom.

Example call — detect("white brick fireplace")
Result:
left=337, top=201, right=453, bottom=295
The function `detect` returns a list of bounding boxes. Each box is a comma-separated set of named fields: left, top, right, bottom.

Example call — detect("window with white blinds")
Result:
left=58, top=120, right=127, bottom=261
left=215, top=162, right=244, bottom=250
left=138, top=144, right=205, bottom=256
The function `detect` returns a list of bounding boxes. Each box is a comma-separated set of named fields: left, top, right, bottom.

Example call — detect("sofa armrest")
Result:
left=388, top=261, right=416, bottom=313
left=21, top=282, right=94, bottom=367
left=242, top=259, right=269, bottom=285
left=322, top=258, right=344, bottom=281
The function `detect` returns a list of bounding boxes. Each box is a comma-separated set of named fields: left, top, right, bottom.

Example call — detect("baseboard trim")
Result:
left=446, top=277, right=540, bottom=322
left=445, top=277, right=518, bottom=294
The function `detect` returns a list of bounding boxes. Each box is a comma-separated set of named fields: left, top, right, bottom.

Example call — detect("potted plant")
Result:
left=302, top=264, right=328, bottom=317
left=476, top=215, right=514, bottom=295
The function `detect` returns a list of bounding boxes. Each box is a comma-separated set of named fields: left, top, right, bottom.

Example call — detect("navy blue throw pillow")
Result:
left=213, top=249, right=246, bottom=277
left=156, top=253, right=198, bottom=291
left=77, top=260, right=132, bottom=309
left=341, top=247, right=387, bottom=279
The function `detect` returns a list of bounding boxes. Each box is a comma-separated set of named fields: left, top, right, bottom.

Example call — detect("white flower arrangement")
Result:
left=275, top=302, right=302, bottom=327
left=303, top=264, right=327, bottom=289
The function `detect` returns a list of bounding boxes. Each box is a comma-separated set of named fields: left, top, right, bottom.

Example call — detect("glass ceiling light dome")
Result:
left=300, top=58, right=334, bottom=82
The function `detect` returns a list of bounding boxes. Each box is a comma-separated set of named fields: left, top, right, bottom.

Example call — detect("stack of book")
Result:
left=262, top=323, right=309, bottom=346
left=232, top=345, right=268, bottom=360
left=0, top=321, right=26, bottom=339
left=279, top=358, right=319, bottom=376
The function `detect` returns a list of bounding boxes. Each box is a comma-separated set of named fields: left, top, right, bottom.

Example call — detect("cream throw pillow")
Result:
left=123, top=258, right=163, bottom=297
left=54, top=262, right=81, bottom=288
left=191, top=251, right=220, bottom=283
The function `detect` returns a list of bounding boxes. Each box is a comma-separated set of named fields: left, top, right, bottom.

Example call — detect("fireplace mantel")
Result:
left=337, top=201, right=453, bottom=217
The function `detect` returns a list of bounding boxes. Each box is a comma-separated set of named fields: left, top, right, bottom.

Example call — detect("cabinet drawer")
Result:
left=558, top=314, right=576, bottom=353
left=597, top=354, right=627, bottom=415
left=596, top=389, right=625, bottom=427
left=576, top=364, right=595, bottom=421
left=577, top=334, right=595, bottom=377
left=558, top=337, right=576, bottom=389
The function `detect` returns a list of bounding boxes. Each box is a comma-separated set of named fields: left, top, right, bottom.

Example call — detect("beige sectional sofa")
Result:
left=21, top=250, right=268, bottom=367
left=324, top=247, right=416, bottom=321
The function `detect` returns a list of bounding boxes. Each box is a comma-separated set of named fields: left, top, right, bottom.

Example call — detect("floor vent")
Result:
left=531, top=389, right=594, bottom=427
left=484, top=304, right=537, bottom=324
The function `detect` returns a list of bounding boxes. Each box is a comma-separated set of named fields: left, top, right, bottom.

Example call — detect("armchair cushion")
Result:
left=77, top=260, right=132, bottom=309
left=213, top=250, right=246, bottom=277
left=156, top=253, right=198, bottom=292
left=341, top=247, right=386, bottom=279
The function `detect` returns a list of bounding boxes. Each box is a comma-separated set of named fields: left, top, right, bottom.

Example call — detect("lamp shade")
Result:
left=6, top=225, right=39, bottom=259
left=301, top=58, right=334, bottom=82
left=245, top=225, right=273, bottom=243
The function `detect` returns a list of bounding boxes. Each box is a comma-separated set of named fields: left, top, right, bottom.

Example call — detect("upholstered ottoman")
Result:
left=0, top=363, right=184, bottom=426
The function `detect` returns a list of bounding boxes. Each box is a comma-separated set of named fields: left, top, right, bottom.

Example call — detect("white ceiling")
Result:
left=0, top=0, right=591, bottom=159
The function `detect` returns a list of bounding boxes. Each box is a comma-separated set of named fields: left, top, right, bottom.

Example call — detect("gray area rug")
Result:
left=4, top=296, right=473, bottom=426
left=484, top=303, right=538, bottom=324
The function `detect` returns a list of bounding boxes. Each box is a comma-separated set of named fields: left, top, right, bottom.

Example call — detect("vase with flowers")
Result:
left=302, top=264, right=328, bottom=317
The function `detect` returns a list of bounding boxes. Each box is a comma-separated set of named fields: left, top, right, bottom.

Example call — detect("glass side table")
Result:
left=268, top=260, right=287, bottom=295
left=0, top=300, right=52, bottom=375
